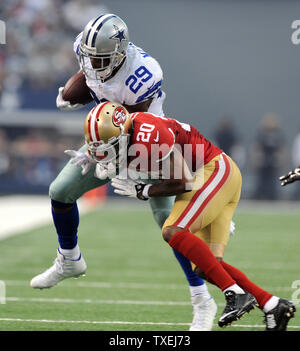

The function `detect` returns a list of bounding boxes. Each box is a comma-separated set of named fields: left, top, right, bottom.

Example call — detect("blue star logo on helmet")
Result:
left=110, top=25, right=126, bottom=43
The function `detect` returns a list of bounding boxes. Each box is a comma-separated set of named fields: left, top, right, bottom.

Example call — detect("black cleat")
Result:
left=264, top=298, right=296, bottom=331
left=218, top=290, right=257, bottom=328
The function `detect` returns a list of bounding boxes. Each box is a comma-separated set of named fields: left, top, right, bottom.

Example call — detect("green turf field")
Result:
left=0, top=201, right=299, bottom=331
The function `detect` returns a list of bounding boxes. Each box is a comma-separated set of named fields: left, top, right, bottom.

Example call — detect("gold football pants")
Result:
left=163, top=153, right=242, bottom=258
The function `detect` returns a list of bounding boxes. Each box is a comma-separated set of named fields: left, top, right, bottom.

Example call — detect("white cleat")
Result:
left=30, top=249, right=87, bottom=289
left=189, top=296, right=218, bottom=331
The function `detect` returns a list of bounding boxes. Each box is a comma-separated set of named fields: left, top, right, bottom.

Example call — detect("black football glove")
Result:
left=279, top=167, right=300, bottom=186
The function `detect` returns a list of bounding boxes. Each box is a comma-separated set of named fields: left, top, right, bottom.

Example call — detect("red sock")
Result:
left=168, top=230, right=236, bottom=291
left=220, top=261, right=273, bottom=308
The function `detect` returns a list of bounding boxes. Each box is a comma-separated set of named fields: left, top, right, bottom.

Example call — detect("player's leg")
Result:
left=148, top=195, right=214, bottom=331
left=162, top=154, right=257, bottom=327
left=148, top=196, right=205, bottom=286
left=218, top=246, right=296, bottom=330
left=192, top=200, right=237, bottom=278
left=30, top=145, right=109, bottom=289
left=49, top=150, right=108, bottom=247
left=189, top=155, right=296, bottom=330
left=207, top=194, right=279, bottom=312
left=50, top=143, right=109, bottom=249
left=163, top=224, right=258, bottom=329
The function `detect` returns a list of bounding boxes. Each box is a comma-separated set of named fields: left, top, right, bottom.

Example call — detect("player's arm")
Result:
left=56, top=32, right=93, bottom=112
left=111, top=146, right=193, bottom=200
left=147, top=147, right=193, bottom=197
left=56, top=70, right=93, bottom=112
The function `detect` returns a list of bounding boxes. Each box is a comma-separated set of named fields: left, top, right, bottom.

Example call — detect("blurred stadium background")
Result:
left=1, top=0, right=300, bottom=199
left=0, top=0, right=300, bottom=331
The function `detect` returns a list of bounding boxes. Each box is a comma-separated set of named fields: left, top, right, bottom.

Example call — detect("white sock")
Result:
left=190, top=284, right=211, bottom=302
left=59, top=244, right=81, bottom=260
left=263, top=296, right=280, bottom=313
left=224, top=284, right=245, bottom=295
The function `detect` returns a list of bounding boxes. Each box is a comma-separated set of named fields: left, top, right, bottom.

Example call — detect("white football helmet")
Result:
left=79, top=14, right=129, bottom=81
left=84, top=102, right=132, bottom=166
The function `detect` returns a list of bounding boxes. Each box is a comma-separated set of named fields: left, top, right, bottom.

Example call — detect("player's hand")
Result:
left=64, top=150, right=95, bottom=175
left=94, top=162, right=117, bottom=180
left=111, top=177, right=150, bottom=201
left=279, top=167, right=300, bottom=186
left=56, top=87, right=85, bottom=111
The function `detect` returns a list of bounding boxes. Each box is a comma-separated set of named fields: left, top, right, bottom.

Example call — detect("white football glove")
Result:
left=64, top=150, right=95, bottom=175
left=111, top=177, right=151, bottom=201
left=94, top=162, right=118, bottom=180
left=56, top=87, right=85, bottom=111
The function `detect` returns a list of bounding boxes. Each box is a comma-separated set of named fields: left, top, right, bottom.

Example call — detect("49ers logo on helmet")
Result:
left=113, top=106, right=127, bottom=127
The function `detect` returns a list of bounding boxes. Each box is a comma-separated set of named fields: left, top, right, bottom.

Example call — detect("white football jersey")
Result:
left=73, top=33, right=166, bottom=116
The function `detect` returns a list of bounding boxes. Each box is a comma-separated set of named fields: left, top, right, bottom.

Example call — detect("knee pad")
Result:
left=49, top=180, right=65, bottom=203
left=49, top=178, right=77, bottom=204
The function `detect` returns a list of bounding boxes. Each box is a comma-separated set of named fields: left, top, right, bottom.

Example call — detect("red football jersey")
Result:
left=128, top=112, right=222, bottom=175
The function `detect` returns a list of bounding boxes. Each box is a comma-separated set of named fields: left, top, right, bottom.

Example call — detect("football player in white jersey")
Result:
left=30, top=14, right=217, bottom=331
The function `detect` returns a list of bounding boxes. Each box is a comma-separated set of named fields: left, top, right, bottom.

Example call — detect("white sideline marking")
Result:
left=4, top=280, right=294, bottom=292
left=0, top=196, right=93, bottom=241
left=0, top=196, right=149, bottom=241
left=0, top=318, right=190, bottom=326
left=1, top=196, right=300, bottom=242
left=0, top=196, right=51, bottom=240
left=7, top=296, right=191, bottom=306
left=5, top=280, right=189, bottom=290
left=0, top=318, right=299, bottom=329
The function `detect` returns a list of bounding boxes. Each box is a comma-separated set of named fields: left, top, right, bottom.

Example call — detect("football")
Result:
left=62, top=70, right=93, bottom=105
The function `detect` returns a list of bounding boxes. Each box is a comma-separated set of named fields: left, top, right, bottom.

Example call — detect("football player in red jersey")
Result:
left=83, top=101, right=296, bottom=330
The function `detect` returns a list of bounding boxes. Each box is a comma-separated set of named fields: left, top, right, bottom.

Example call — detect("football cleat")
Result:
left=264, top=299, right=296, bottom=331
left=30, top=249, right=87, bottom=289
left=218, top=290, right=257, bottom=327
left=189, top=296, right=218, bottom=331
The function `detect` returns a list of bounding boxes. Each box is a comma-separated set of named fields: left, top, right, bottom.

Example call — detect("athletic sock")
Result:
left=224, top=283, right=245, bottom=294
left=263, top=296, right=280, bottom=313
left=220, top=260, right=273, bottom=308
left=168, top=230, right=236, bottom=291
left=59, top=244, right=81, bottom=260
left=189, top=284, right=211, bottom=301
left=51, top=199, right=79, bottom=250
